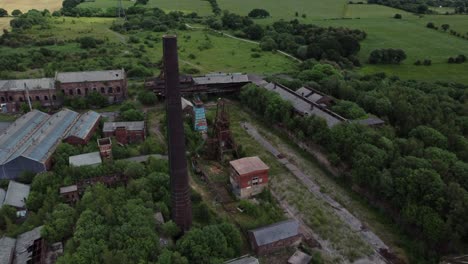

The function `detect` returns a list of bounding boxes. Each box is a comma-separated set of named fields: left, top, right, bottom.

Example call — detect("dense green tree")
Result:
left=0, top=8, right=8, bottom=17
left=11, top=9, right=22, bottom=17
left=42, top=204, right=76, bottom=243
left=248, top=8, right=270, bottom=18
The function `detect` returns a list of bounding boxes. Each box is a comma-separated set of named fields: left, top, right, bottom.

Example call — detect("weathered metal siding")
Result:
left=163, top=35, right=192, bottom=231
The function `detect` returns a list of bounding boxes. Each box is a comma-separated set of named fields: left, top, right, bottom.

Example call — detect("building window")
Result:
left=116, top=86, right=121, bottom=93
left=61, top=89, right=65, bottom=95
left=77, top=89, right=81, bottom=95
left=44, top=96, right=49, bottom=101
left=0, top=97, right=4, bottom=102
left=252, top=177, right=259, bottom=186
left=93, top=88, right=97, bottom=92
left=35, top=96, right=40, bottom=101
left=52, top=95, right=57, bottom=101
left=100, top=87, right=105, bottom=94
left=85, top=88, right=89, bottom=95
left=8, top=96, right=13, bottom=101
left=19, top=97, right=23, bottom=102
left=69, top=89, right=74, bottom=95
left=107, top=87, right=113, bottom=94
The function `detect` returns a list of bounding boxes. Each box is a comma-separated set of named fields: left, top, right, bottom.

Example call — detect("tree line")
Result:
left=239, top=67, right=468, bottom=262
left=207, top=13, right=366, bottom=68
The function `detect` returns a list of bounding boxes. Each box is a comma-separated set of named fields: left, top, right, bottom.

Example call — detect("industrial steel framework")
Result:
left=207, top=99, right=238, bottom=162
left=163, top=35, right=192, bottom=231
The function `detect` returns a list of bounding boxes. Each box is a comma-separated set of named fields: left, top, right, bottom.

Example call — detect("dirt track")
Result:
left=242, top=122, right=391, bottom=264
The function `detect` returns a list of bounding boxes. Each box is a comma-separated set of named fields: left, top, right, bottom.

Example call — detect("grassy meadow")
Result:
left=214, top=1, right=468, bottom=83
left=0, top=0, right=62, bottom=13
left=0, top=16, right=296, bottom=78
left=78, top=0, right=213, bottom=15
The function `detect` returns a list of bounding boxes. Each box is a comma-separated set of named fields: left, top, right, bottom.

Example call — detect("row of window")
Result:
left=1, top=95, right=57, bottom=103
left=65, top=86, right=121, bottom=96
left=0, top=86, right=123, bottom=102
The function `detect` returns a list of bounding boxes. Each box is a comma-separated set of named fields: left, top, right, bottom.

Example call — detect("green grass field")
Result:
left=219, top=0, right=348, bottom=22
left=78, top=0, right=213, bottom=15
left=137, top=29, right=297, bottom=74
left=0, top=17, right=296, bottom=77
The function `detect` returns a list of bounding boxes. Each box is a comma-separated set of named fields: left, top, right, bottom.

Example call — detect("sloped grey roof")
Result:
left=0, top=78, right=55, bottom=92
left=0, top=236, right=16, bottom=264
left=69, top=152, right=102, bottom=167
left=4, top=181, right=30, bottom=209
left=263, top=83, right=344, bottom=128
left=56, top=69, right=125, bottom=83
left=66, top=111, right=101, bottom=140
left=14, top=226, right=43, bottom=264
left=225, top=256, right=259, bottom=264
left=0, top=122, right=12, bottom=134
left=60, top=185, right=77, bottom=194
left=353, top=117, right=385, bottom=126
left=103, top=121, right=145, bottom=132
left=249, top=219, right=299, bottom=246
left=193, top=73, right=249, bottom=85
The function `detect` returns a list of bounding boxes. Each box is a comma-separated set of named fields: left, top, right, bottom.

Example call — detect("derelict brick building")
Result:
left=229, top=156, right=269, bottom=199
left=102, top=121, right=146, bottom=145
left=248, top=219, right=301, bottom=255
left=0, top=69, right=127, bottom=113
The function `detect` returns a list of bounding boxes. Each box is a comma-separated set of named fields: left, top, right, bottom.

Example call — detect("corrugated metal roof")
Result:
left=69, top=152, right=102, bottom=167
left=4, top=181, right=30, bottom=208
left=0, top=122, right=12, bottom=134
left=263, top=83, right=344, bottom=128
left=14, top=226, right=43, bottom=264
left=249, top=219, right=299, bottom=246
left=230, top=156, right=269, bottom=175
left=56, top=69, right=124, bottom=83
left=0, top=236, right=16, bottom=264
left=67, top=111, right=100, bottom=140
left=0, top=111, right=49, bottom=164
left=0, top=78, right=54, bottom=92
left=19, top=109, right=79, bottom=162
left=103, top=121, right=145, bottom=132
left=193, top=73, right=249, bottom=85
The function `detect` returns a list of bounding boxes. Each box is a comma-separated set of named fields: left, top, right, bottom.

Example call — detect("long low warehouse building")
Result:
left=0, top=109, right=100, bottom=179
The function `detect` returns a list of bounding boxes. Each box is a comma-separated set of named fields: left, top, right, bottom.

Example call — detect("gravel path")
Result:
left=242, top=122, right=391, bottom=264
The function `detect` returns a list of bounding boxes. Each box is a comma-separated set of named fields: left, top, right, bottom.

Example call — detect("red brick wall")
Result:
left=249, top=233, right=302, bottom=255
left=104, top=129, right=145, bottom=145
left=235, top=169, right=269, bottom=189
left=58, top=79, right=127, bottom=103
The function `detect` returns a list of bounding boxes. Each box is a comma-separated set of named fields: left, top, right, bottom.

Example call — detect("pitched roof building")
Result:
left=64, top=110, right=101, bottom=145
left=248, top=219, right=301, bottom=255
left=103, top=121, right=146, bottom=145
left=0, top=236, right=16, bottom=264
left=3, top=181, right=30, bottom=209
left=0, top=109, right=100, bottom=179
left=262, top=82, right=345, bottom=127
left=229, top=157, right=269, bottom=199
left=69, top=152, right=102, bottom=167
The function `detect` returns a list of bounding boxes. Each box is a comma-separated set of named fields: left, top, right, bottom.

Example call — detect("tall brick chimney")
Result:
left=163, top=35, right=192, bottom=231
